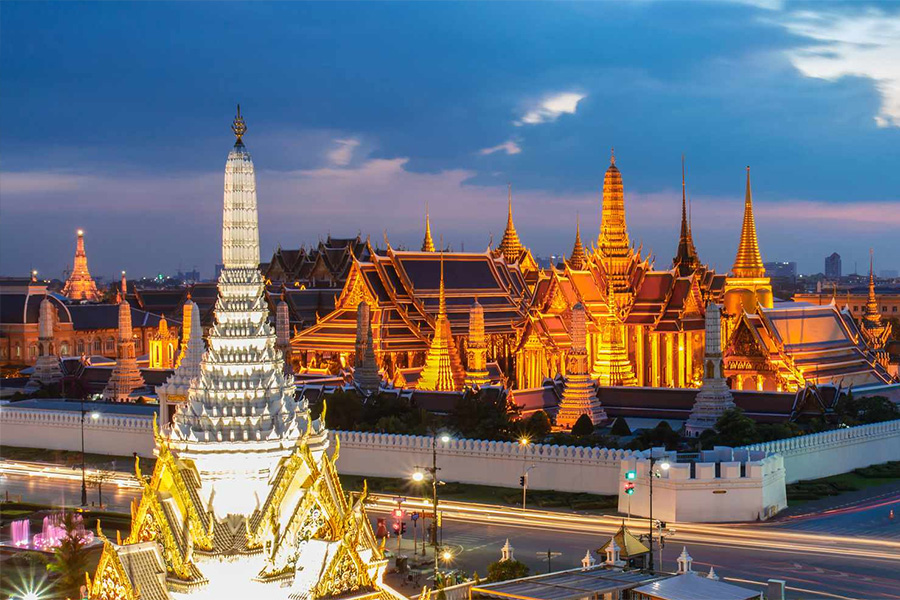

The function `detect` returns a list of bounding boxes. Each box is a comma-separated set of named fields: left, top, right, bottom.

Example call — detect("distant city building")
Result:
left=764, top=261, right=796, bottom=280
left=825, top=252, right=842, bottom=279
left=881, top=269, right=899, bottom=279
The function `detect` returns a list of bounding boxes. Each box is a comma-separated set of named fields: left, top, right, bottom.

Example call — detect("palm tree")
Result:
left=46, top=513, right=91, bottom=599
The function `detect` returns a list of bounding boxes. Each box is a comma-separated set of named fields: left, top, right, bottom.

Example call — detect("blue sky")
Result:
left=2, top=1, right=898, bottom=280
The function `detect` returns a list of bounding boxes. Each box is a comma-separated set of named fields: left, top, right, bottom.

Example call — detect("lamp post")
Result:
left=647, top=454, right=669, bottom=573
left=80, top=401, right=100, bottom=506
left=519, top=437, right=531, bottom=509
left=412, top=431, right=450, bottom=585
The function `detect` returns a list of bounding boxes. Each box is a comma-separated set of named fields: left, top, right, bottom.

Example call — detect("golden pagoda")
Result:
left=567, top=217, right=587, bottom=271
left=421, top=205, right=436, bottom=252
left=596, top=150, right=637, bottom=293
left=860, top=250, right=891, bottom=362
left=498, top=184, right=524, bottom=263
left=417, top=251, right=466, bottom=391
left=724, top=167, right=772, bottom=318
left=591, top=281, right=638, bottom=387
left=148, top=316, right=178, bottom=369
left=62, top=229, right=101, bottom=301
left=464, top=298, right=490, bottom=388
left=557, top=303, right=607, bottom=427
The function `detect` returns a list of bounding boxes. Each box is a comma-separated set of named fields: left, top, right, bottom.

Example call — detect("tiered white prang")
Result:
left=558, top=303, right=607, bottom=427
left=685, top=302, right=735, bottom=437
left=167, top=137, right=312, bottom=516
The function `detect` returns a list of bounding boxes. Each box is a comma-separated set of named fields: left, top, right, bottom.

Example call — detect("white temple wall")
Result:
left=0, top=405, right=155, bottom=457
left=741, top=419, right=900, bottom=483
left=330, top=431, right=632, bottom=495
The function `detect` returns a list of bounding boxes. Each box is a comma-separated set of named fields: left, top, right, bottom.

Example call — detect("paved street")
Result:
left=3, top=468, right=899, bottom=600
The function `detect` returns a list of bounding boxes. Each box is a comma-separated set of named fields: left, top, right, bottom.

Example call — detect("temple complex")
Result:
left=465, top=298, right=490, bottom=388
left=101, top=274, right=146, bottom=401
left=859, top=251, right=892, bottom=366
left=291, top=153, right=894, bottom=396
left=61, top=229, right=102, bottom=302
left=88, top=109, right=390, bottom=600
left=354, top=301, right=382, bottom=393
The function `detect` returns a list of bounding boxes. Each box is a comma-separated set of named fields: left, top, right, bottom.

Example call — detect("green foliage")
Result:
left=570, top=414, right=595, bottom=437
left=46, top=513, right=91, bottom=600
left=835, top=394, right=900, bottom=426
left=626, top=421, right=681, bottom=450
left=318, top=389, right=364, bottom=431
left=449, top=389, right=521, bottom=441
left=486, top=559, right=530, bottom=582
left=519, top=410, right=552, bottom=440
left=610, top=417, right=632, bottom=437
left=713, top=408, right=760, bottom=447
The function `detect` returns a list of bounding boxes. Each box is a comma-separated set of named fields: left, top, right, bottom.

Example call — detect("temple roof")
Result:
left=498, top=184, right=525, bottom=264
left=598, top=524, right=649, bottom=558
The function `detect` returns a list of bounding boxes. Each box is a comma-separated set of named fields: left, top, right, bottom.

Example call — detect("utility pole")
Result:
left=80, top=399, right=88, bottom=507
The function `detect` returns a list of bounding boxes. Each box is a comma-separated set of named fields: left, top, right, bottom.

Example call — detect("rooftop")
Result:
left=472, top=565, right=664, bottom=600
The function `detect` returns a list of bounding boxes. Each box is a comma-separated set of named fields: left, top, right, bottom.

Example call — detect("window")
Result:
left=853, top=306, right=859, bottom=312
left=894, top=306, right=898, bottom=312
left=105, top=337, right=115, bottom=353
left=15, top=344, right=21, bottom=358
left=77, top=340, right=85, bottom=355
left=93, top=339, right=102, bottom=354
left=29, top=344, right=38, bottom=359
left=60, top=342, right=69, bottom=356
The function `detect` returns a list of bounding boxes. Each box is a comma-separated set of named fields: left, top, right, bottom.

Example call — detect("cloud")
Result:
left=778, top=8, right=900, bottom=128
left=326, top=138, right=361, bottom=166
left=1, top=171, right=96, bottom=194
left=516, top=92, right=586, bottom=126
left=478, top=140, right=522, bottom=156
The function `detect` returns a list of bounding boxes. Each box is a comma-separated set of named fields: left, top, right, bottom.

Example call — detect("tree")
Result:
left=486, top=559, right=530, bottom=582
left=627, top=421, right=681, bottom=450
left=610, top=417, right=632, bottom=437
left=712, top=408, right=759, bottom=447
left=87, top=468, right=117, bottom=508
left=521, top=410, right=552, bottom=440
left=46, top=513, right=91, bottom=600
left=449, top=388, right=520, bottom=441
left=317, top=389, right=364, bottom=431
left=836, top=394, right=900, bottom=426
left=571, top=414, right=595, bottom=437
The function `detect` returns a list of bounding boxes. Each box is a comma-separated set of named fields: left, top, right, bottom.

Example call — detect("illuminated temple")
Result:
left=88, top=110, right=391, bottom=600
left=61, top=229, right=102, bottom=302
left=292, top=153, right=895, bottom=393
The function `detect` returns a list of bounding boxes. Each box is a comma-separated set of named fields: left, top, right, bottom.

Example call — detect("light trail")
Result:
left=4, top=459, right=899, bottom=566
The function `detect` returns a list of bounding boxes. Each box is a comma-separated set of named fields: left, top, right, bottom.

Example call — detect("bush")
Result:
left=486, top=559, right=530, bottom=582
left=522, top=410, right=552, bottom=440
left=571, top=414, right=595, bottom=437
left=610, top=417, right=631, bottom=437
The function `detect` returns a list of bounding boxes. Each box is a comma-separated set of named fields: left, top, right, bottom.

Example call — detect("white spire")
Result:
left=168, top=109, right=312, bottom=516
left=677, top=546, right=693, bottom=574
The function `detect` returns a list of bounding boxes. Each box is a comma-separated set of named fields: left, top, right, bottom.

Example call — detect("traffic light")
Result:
left=392, top=508, right=404, bottom=520
left=400, top=522, right=407, bottom=535
left=624, top=482, right=635, bottom=495
left=625, top=470, right=637, bottom=481
left=519, top=475, right=526, bottom=487
left=391, top=521, right=400, bottom=533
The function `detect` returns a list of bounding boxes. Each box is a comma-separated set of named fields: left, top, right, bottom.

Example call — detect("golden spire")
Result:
left=422, top=204, right=435, bottom=252
left=498, top=183, right=524, bottom=263
left=417, top=246, right=465, bottom=391
left=231, top=104, right=247, bottom=145
left=865, top=249, right=880, bottom=321
left=673, top=154, right=701, bottom=275
left=597, top=148, right=634, bottom=290
left=568, top=216, right=587, bottom=270
left=732, top=166, right=765, bottom=278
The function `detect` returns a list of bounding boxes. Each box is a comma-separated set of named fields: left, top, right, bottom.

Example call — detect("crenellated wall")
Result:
left=618, top=447, right=787, bottom=522
left=0, top=405, right=155, bottom=457
left=330, top=430, right=635, bottom=495
left=741, top=419, right=900, bottom=483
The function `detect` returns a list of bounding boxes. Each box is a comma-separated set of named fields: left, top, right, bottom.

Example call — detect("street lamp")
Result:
left=519, top=437, right=533, bottom=509
left=411, top=431, right=450, bottom=584
left=647, top=455, right=670, bottom=573
left=80, top=401, right=100, bottom=507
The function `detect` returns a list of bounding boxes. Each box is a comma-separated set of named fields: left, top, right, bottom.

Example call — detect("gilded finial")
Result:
left=232, top=104, right=247, bottom=144
left=611, top=147, right=616, bottom=166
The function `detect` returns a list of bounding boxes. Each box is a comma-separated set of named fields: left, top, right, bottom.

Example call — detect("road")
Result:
left=3, top=461, right=899, bottom=599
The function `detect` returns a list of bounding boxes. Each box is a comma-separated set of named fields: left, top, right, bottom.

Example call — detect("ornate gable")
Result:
left=88, top=542, right=138, bottom=600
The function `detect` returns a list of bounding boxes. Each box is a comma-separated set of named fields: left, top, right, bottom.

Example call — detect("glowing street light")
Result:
left=411, top=471, right=425, bottom=483
left=410, top=430, right=451, bottom=583
left=441, top=549, right=453, bottom=562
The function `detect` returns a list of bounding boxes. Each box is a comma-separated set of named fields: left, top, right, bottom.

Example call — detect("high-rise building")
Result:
left=764, top=261, right=796, bottom=280
left=825, top=252, right=842, bottom=279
